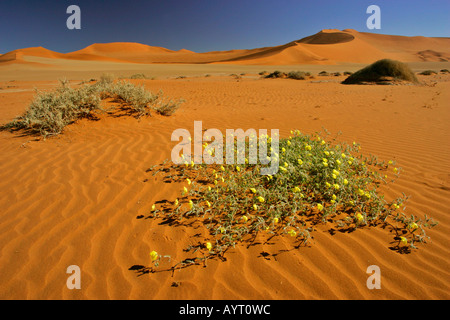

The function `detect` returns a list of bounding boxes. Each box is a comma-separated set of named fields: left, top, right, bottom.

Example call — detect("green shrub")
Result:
left=143, top=130, right=438, bottom=272
left=342, top=59, right=418, bottom=84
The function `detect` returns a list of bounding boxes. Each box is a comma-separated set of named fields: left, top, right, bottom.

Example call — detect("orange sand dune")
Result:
left=0, top=73, right=449, bottom=299
left=2, top=29, right=449, bottom=66
left=218, top=29, right=450, bottom=65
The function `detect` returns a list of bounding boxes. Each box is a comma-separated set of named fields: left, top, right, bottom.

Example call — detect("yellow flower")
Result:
left=206, top=242, right=212, bottom=251
left=236, top=166, right=241, bottom=172
left=287, top=140, right=291, bottom=146
left=174, top=199, right=179, bottom=206
left=183, top=186, right=188, bottom=194
left=150, top=250, right=158, bottom=262
left=305, top=145, right=312, bottom=151
left=221, top=177, right=225, bottom=183
left=332, top=169, right=340, bottom=176
left=293, top=186, right=301, bottom=193
left=388, top=160, right=393, bottom=165
left=288, top=229, right=297, bottom=237
left=323, top=162, right=329, bottom=167
left=220, top=227, right=226, bottom=234
left=343, top=179, right=348, bottom=185
left=249, top=187, right=257, bottom=194
left=284, top=162, right=288, bottom=168
left=242, top=215, right=248, bottom=223
left=358, top=189, right=365, bottom=196
left=324, top=151, right=330, bottom=156
left=186, top=178, right=191, bottom=185
left=220, top=165, right=225, bottom=171
left=408, top=222, right=418, bottom=230
left=408, top=222, right=419, bottom=230
left=321, top=140, right=326, bottom=145
left=297, top=159, right=303, bottom=165
left=333, top=184, right=340, bottom=190
left=356, top=213, right=364, bottom=222
left=280, top=166, right=287, bottom=172
left=341, top=153, right=346, bottom=158
left=206, top=200, right=211, bottom=208
left=189, top=200, right=194, bottom=210
left=400, top=236, right=408, bottom=245
left=325, top=182, right=331, bottom=188
left=322, top=158, right=328, bottom=163
left=273, top=217, right=279, bottom=224
left=332, top=174, right=337, bottom=179
left=393, top=167, right=399, bottom=174
left=257, top=196, right=265, bottom=203
left=332, top=194, right=337, bottom=201
left=190, top=160, right=194, bottom=167
left=253, top=204, right=258, bottom=211
left=336, top=159, right=341, bottom=166
left=214, top=180, right=218, bottom=185
left=349, top=200, right=355, bottom=206
left=281, top=147, right=286, bottom=153
left=317, top=203, right=324, bottom=211
left=151, top=204, right=156, bottom=211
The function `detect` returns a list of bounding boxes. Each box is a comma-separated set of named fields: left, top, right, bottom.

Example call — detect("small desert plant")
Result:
left=142, top=130, right=438, bottom=273
left=332, top=72, right=342, bottom=76
left=418, top=70, right=437, bottom=76
left=153, top=98, right=185, bottom=116
left=98, top=73, right=115, bottom=85
left=343, top=71, right=353, bottom=76
left=440, top=69, right=450, bottom=73
left=1, top=79, right=183, bottom=137
left=130, top=73, right=149, bottom=79
left=259, top=71, right=268, bottom=76
left=287, top=71, right=311, bottom=80
left=342, top=59, right=418, bottom=84
left=1, top=80, right=102, bottom=137
left=109, top=80, right=160, bottom=117
left=265, top=70, right=286, bottom=79
left=318, top=71, right=329, bottom=76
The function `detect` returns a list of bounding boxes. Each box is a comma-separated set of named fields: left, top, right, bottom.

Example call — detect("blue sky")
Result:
left=0, top=0, right=449, bottom=54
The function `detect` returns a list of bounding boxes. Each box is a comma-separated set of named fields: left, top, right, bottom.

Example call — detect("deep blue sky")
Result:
left=1, top=0, right=449, bottom=54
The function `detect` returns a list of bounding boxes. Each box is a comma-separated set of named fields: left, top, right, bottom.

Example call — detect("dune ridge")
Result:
left=2, top=29, right=449, bottom=67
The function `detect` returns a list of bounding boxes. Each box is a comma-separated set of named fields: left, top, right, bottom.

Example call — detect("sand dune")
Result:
left=2, top=29, right=449, bottom=67
left=0, top=73, right=449, bottom=299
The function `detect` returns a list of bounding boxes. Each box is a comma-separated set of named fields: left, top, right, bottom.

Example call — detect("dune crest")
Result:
left=1, top=29, right=449, bottom=66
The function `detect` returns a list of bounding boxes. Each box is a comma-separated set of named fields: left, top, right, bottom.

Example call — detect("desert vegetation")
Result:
left=141, top=130, right=437, bottom=273
left=418, top=70, right=437, bottom=76
left=1, top=75, right=184, bottom=137
left=342, top=59, right=418, bottom=84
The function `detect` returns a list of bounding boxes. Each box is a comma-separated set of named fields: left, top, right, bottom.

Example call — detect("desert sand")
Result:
left=0, top=30, right=449, bottom=300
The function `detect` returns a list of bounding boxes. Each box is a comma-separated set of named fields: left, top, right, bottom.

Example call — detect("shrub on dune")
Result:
left=1, top=79, right=184, bottom=137
left=342, top=59, right=418, bottom=84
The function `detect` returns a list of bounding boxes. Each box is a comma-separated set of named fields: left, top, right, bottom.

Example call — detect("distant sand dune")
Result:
left=2, top=29, right=449, bottom=66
